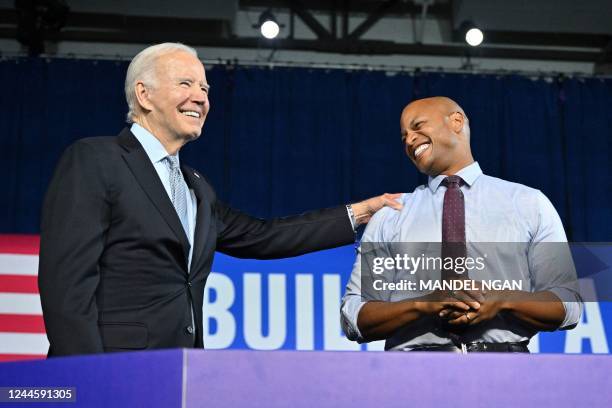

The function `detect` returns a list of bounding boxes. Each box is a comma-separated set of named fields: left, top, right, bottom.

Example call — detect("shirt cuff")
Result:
left=346, top=205, right=357, bottom=232
left=549, top=287, right=583, bottom=329
left=341, top=296, right=367, bottom=342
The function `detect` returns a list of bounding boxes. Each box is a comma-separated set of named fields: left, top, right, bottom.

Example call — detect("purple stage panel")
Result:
left=0, top=349, right=183, bottom=408
left=1, top=349, right=611, bottom=407
left=185, top=350, right=612, bottom=408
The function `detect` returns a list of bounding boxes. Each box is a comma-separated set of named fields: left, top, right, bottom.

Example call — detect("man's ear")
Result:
left=449, top=111, right=465, bottom=134
left=134, top=81, right=153, bottom=113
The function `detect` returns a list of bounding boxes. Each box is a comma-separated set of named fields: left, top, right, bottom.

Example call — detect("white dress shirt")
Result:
left=341, top=162, right=583, bottom=350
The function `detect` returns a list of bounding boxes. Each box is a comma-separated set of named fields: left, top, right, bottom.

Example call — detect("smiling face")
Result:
left=136, top=50, right=210, bottom=149
left=400, top=97, right=473, bottom=177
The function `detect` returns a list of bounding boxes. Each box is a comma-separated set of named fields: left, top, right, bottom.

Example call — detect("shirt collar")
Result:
left=427, top=161, right=483, bottom=192
left=130, top=123, right=178, bottom=164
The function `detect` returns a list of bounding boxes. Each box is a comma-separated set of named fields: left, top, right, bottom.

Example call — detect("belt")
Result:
left=409, top=341, right=530, bottom=353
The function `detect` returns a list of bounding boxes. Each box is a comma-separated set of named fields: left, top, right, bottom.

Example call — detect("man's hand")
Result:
left=351, top=193, right=403, bottom=226
left=417, top=290, right=481, bottom=317
left=356, top=291, right=476, bottom=342
left=441, top=289, right=567, bottom=330
left=441, top=290, right=505, bottom=326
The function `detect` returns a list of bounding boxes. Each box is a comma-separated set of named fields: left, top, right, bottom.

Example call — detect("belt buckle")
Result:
left=460, top=343, right=468, bottom=354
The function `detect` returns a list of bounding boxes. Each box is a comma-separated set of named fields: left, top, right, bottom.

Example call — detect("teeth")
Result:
left=182, top=111, right=200, bottom=118
left=414, top=143, right=430, bottom=157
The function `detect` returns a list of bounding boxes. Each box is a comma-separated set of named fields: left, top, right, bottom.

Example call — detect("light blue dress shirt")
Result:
left=131, top=123, right=198, bottom=271
left=341, top=162, right=583, bottom=350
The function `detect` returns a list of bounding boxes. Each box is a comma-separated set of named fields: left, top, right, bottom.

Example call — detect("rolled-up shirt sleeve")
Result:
left=341, top=247, right=367, bottom=342
left=548, top=287, right=583, bottom=329
left=341, top=206, right=398, bottom=342
left=529, top=191, right=583, bottom=330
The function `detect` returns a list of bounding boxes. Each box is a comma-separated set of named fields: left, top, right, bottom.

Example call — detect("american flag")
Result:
left=0, top=235, right=48, bottom=361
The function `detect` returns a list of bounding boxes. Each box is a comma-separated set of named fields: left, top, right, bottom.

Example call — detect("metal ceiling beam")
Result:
left=0, top=8, right=604, bottom=63
left=0, top=25, right=600, bottom=63
left=341, top=0, right=349, bottom=38
left=469, top=30, right=611, bottom=49
left=239, top=0, right=452, bottom=18
left=346, top=0, right=400, bottom=40
left=285, top=0, right=332, bottom=40
left=0, top=8, right=229, bottom=38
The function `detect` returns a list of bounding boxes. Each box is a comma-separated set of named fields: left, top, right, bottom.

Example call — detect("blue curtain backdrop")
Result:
left=1, top=57, right=611, bottom=241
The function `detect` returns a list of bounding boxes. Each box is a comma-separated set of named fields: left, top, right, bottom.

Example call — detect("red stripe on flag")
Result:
left=0, top=234, right=40, bottom=255
left=0, top=275, right=39, bottom=294
left=0, top=314, right=46, bottom=333
left=0, top=354, right=46, bottom=362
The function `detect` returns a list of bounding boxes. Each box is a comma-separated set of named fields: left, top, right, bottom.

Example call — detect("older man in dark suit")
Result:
left=38, top=42, right=401, bottom=356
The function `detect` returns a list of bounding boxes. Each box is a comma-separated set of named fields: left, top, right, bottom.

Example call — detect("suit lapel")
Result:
left=118, top=129, right=191, bottom=265
left=182, top=165, right=212, bottom=273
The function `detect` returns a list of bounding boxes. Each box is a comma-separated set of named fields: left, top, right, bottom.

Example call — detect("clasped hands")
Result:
left=423, top=282, right=507, bottom=327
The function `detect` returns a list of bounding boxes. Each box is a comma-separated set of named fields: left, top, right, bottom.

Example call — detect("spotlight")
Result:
left=466, top=28, right=483, bottom=46
left=258, top=10, right=280, bottom=39
left=459, top=21, right=484, bottom=47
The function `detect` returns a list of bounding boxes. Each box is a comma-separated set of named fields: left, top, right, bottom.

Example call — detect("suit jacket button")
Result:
left=187, top=281, right=193, bottom=287
left=185, top=325, right=194, bottom=334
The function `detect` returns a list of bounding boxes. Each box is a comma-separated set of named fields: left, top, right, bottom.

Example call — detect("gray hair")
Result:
left=125, top=42, right=198, bottom=123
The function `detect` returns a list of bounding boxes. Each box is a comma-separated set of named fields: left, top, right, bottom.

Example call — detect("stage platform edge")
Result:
left=1, top=349, right=611, bottom=407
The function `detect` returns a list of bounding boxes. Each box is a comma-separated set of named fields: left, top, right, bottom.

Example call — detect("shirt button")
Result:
left=185, top=325, right=194, bottom=335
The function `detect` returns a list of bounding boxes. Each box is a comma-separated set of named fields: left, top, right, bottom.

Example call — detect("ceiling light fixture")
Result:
left=258, top=10, right=280, bottom=39
left=460, top=21, right=484, bottom=47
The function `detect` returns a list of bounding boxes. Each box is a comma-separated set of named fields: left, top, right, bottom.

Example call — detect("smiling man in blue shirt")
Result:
left=341, top=96, right=582, bottom=352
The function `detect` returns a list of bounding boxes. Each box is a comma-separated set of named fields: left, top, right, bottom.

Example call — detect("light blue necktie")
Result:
left=164, top=155, right=189, bottom=238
